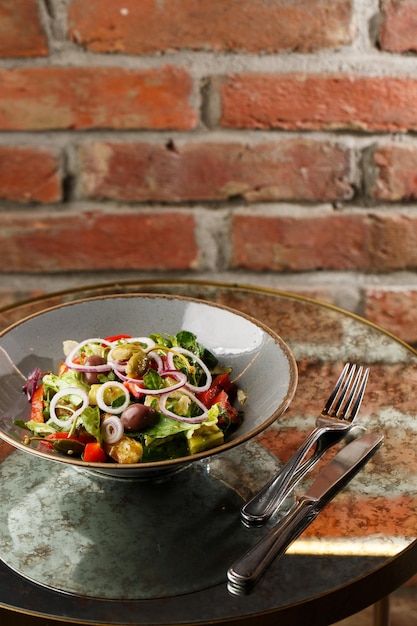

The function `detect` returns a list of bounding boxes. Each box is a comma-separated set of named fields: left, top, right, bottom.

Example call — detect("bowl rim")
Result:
left=0, top=292, right=298, bottom=471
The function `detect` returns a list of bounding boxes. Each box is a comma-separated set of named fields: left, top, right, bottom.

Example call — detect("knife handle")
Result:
left=227, top=496, right=318, bottom=596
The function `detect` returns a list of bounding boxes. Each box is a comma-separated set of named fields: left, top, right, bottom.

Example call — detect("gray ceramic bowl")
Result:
left=0, top=294, right=297, bottom=478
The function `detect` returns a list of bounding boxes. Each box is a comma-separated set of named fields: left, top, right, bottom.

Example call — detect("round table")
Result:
left=0, top=279, right=416, bottom=626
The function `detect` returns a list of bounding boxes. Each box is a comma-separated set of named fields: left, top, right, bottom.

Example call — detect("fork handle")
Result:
left=228, top=496, right=318, bottom=595
left=241, top=427, right=326, bottom=526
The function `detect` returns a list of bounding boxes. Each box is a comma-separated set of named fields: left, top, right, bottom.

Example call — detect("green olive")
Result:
left=110, top=345, right=136, bottom=362
left=126, top=348, right=149, bottom=378
left=52, top=439, right=85, bottom=457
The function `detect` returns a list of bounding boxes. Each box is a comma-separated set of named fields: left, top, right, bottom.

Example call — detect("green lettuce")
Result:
left=42, top=370, right=89, bottom=395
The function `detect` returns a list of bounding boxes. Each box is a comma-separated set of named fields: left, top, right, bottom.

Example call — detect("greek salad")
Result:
left=17, top=331, right=245, bottom=464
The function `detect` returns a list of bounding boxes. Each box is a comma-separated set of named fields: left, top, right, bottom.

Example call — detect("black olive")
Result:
left=120, top=404, right=158, bottom=432
left=84, top=355, right=107, bottom=384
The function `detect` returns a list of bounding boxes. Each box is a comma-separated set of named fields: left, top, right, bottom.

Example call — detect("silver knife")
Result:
left=227, top=432, right=384, bottom=596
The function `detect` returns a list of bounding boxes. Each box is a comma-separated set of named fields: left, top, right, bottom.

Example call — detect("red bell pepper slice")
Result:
left=123, top=381, right=144, bottom=398
left=214, top=389, right=239, bottom=420
left=41, top=432, right=95, bottom=450
left=57, top=361, right=69, bottom=376
left=197, top=373, right=235, bottom=408
left=83, top=442, right=108, bottom=463
left=45, top=432, right=95, bottom=443
left=104, top=334, right=132, bottom=342
left=30, top=384, right=45, bottom=422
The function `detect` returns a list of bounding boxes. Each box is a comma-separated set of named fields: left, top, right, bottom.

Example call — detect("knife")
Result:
left=227, top=431, right=384, bottom=596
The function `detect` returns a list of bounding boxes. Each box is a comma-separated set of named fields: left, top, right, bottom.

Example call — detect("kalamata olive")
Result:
left=84, top=355, right=107, bottom=385
left=120, top=404, right=158, bottom=432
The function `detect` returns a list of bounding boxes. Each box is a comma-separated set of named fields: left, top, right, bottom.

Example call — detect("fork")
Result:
left=240, top=363, right=370, bottom=527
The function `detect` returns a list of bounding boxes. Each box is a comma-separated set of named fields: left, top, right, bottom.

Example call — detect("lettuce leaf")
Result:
left=42, top=370, right=89, bottom=394
left=79, top=405, right=101, bottom=442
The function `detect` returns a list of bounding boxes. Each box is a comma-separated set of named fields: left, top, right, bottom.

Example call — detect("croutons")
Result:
left=104, top=435, right=143, bottom=464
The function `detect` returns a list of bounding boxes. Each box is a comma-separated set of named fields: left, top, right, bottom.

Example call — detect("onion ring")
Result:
left=167, top=347, right=212, bottom=392
left=158, top=387, right=208, bottom=424
left=115, top=369, right=187, bottom=395
left=96, top=381, right=130, bottom=414
left=49, top=387, right=89, bottom=427
left=65, top=338, right=113, bottom=372
left=101, top=415, right=124, bottom=444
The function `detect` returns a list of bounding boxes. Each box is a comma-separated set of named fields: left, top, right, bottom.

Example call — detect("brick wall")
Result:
left=2, top=0, right=417, bottom=343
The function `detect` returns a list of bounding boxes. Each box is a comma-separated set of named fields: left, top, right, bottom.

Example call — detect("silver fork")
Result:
left=241, top=363, right=370, bottom=527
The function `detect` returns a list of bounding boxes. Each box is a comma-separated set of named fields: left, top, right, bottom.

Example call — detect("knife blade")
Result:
left=227, top=431, right=384, bottom=596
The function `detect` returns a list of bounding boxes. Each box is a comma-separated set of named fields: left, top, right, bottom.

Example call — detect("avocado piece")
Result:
left=187, top=425, right=224, bottom=455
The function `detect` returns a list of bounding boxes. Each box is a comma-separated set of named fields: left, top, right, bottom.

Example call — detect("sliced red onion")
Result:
left=23, top=367, right=43, bottom=401
left=96, top=381, right=130, bottom=414
left=101, top=415, right=124, bottom=444
left=107, top=358, right=127, bottom=373
left=113, top=368, right=131, bottom=382
left=158, top=387, right=208, bottom=424
left=65, top=338, right=113, bottom=372
left=115, top=369, right=187, bottom=395
left=49, top=387, right=89, bottom=427
left=168, top=347, right=212, bottom=392
left=147, top=350, right=164, bottom=373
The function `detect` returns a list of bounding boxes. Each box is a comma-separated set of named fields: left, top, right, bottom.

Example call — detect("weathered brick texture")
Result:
left=0, top=210, right=198, bottom=272
left=218, top=74, right=417, bottom=132
left=0, top=67, right=196, bottom=131
left=79, top=140, right=353, bottom=203
left=379, top=0, right=417, bottom=52
left=0, top=146, right=61, bottom=203
left=366, top=144, right=417, bottom=202
left=0, top=0, right=48, bottom=58
left=68, top=0, right=354, bottom=53
left=232, top=212, right=417, bottom=272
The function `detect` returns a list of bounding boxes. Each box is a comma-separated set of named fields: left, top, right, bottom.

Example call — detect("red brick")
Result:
left=0, top=146, right=61, bottom=203
left=79, top=140, right=353, bottom=203
left=369, top=214, right=417, bottom=271
left=218, top=73, right=417, bottom=132
left=379, top=0, right=417, bottom=52
left=0, top=210, right=198, bottom=272
left=232, top=213, right=372, bottom=271
left=0, top=67, right=196, bottom=131
left=366, top=144, right=417, bottom=201
left=232, top=212, right=417, bottom=272
left=68, top=0, right=354, bottom=54
left=364, top=289, right=417, bottom=345
left=0, top=0, right=48, bottom=58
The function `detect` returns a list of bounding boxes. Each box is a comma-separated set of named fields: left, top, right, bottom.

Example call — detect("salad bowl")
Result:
left=0, top=293, right=297, bottom=478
